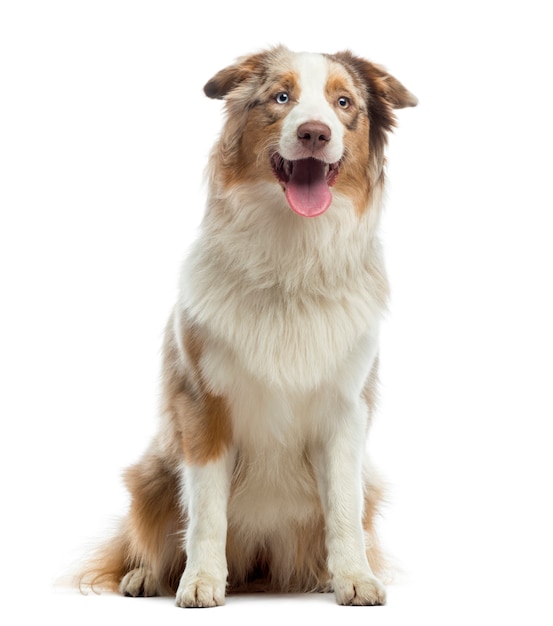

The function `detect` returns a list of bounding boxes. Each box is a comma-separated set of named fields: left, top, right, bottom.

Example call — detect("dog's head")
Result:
left=204, top=46, right=417, bottom=217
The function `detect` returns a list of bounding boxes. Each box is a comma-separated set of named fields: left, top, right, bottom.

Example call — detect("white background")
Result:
left=1, top=1, right=552, bottom=624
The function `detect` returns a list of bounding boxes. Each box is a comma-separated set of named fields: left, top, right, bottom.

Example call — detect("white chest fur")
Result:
left=180, top=185, right=387, bottom=390
left=179, top=185, right=387, bottom=393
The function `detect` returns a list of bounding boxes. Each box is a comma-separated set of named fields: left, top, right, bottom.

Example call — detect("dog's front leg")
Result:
left=176, top=450, right=234, bottom=608
left=315, top=404, right=386, bottom=606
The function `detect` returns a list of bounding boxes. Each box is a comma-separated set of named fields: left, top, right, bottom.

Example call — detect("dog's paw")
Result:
left=119, top=567, right=159, bottom=598
left=175, top=572, right=226, bottom=608
left=315, top=579, right=334, bottom=593
left=333, top=573, right=386, bottom=606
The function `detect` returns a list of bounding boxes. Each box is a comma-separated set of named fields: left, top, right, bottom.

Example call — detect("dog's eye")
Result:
left=337, top=96, right=350, bottom=109
left=275, top=92, right=289, bottom=104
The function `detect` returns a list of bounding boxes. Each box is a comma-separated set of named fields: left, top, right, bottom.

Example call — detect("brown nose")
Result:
left=297, top=122, right=331, bottom=152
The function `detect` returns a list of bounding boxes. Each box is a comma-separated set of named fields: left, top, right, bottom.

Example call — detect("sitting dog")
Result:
left=79, top=45, right=417, bottom=607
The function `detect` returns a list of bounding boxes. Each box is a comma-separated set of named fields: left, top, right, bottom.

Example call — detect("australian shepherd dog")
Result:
left=78, top=45, right=417, bottom=607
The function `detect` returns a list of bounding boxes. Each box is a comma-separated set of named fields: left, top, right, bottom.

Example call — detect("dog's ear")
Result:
left=204, top=50, right=271, bottom=100
left=367, top=64, right=418, bottom=110
left=203, top=62, right=253, bottom=100
left=332, top=51, right=416, bottom=179
left=333, top=51, right=418, bottom=110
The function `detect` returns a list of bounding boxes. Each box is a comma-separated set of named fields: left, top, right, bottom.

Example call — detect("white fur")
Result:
left=177, top=454, right=234, bottom=607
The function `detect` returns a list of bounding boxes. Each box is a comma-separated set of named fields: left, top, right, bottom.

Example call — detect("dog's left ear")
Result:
left=204, top=50, right=271, bottom=100
left=333, top=51, right=418, bottom=110
left=369, top=65, right=418, bottom=110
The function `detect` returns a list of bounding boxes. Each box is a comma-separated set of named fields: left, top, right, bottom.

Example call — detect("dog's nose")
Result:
left=297, top=122, right=331, bottom=152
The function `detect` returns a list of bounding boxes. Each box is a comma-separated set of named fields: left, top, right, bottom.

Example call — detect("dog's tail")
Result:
left=76, top=522, right=132, bottom=593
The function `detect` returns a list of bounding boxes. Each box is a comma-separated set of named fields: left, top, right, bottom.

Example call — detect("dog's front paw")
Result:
left=333, top=573, right=386, bottom=606
left=175, top=572, right=226, bottom=608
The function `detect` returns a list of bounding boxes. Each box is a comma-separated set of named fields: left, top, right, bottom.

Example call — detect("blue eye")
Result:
left=338, top=96, right=350, bottom=108
left=275, top=92, right=289, bottom=104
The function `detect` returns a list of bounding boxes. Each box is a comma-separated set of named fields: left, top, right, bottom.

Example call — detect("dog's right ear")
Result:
left=203, top=51, right=267, bottom=100
left=204, top=63, right=250, bottom=99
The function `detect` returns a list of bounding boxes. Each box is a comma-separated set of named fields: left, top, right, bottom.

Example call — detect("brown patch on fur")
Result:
left=162, top=315, right=233, bottom=466
left=325, top=73, right=351, bottom=100
left=179, top=390, right=232, bottom=465
left=217, top=104, right=282, bottom=190
left=325, top=70, right=358, bottom=114
left=335, top=114, right=372, bottom=215
left=274, top=70, right=300, bottom=98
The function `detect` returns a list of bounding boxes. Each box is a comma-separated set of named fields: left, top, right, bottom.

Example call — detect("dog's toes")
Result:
left=333, top=573, right=386, bottom=606
left=175, top=572, right=226, bottom=608
left=119, top=567, right=159, bottom=598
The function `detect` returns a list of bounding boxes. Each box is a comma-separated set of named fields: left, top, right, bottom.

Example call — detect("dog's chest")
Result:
left=182, top=205, right=385, bottom=391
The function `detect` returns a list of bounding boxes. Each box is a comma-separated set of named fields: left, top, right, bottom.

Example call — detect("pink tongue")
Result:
left=285, top=158, right=332, bottom=217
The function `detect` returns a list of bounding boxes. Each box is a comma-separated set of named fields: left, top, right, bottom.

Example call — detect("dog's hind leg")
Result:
left=79, top=448, right=185, bottom=596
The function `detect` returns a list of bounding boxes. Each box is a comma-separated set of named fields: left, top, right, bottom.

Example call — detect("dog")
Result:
left=78, top=45, right=417, bottom=607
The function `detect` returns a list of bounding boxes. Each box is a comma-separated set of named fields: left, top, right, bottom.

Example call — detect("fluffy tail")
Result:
left=77, top=522, right=133, bottom=593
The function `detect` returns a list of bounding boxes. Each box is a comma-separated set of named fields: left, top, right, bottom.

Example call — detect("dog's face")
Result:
left=204, top=46, right=417, bottom=216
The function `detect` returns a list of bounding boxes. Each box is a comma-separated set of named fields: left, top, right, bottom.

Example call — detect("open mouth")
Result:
left=270, top=154, right=341, bottom=217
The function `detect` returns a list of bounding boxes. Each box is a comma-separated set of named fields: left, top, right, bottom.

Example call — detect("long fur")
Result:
left=78, top=45, right=416, bottom=607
